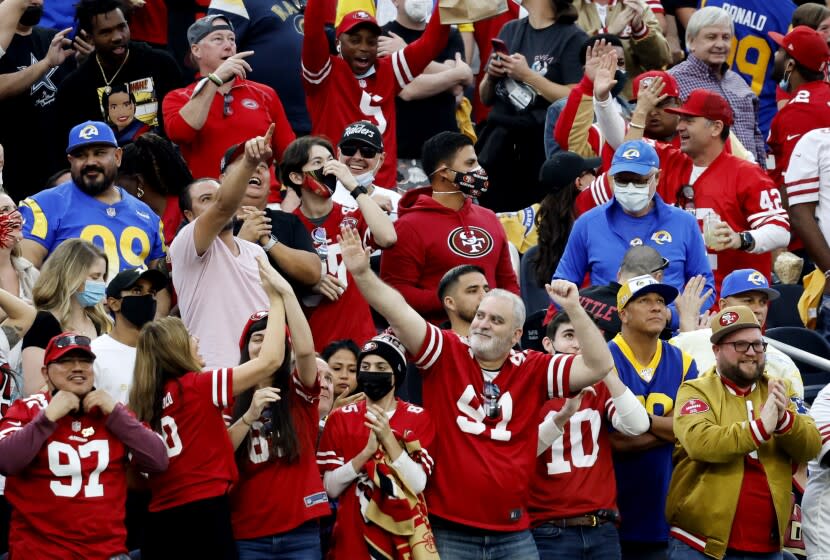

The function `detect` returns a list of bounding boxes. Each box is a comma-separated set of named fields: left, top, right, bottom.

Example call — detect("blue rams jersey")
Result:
left=609, top=334, right=698, bottom=543
left=700, top=0, right=796, bottom=137
left=20, top=182, right=166, bottom=280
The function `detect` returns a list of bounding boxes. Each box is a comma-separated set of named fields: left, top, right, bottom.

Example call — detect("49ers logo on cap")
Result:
left=720, top=311, right=739, bottom=326
left=363, top=341, right=377, bottom=352
left=447, top=226, right=494, bottom=258
left=355, top=11, right=370, bottom=19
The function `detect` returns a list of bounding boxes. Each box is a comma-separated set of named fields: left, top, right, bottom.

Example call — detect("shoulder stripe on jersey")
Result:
left=415, top=324, right=443, bottom=370
left=547, top=355, right=567, bottom=399
left=418, top=448, right=434, bottom=475
left=591, top=175, right=610, bottom=205
left=21, top=199, right=48, bottom=239
left=0, top=426, right=22, bottom=439
left=212, top=368, right=229, bottom=408
left=301, top=60, right=332, bottom=84
left=785, top=177, right=820, bottom=189
left=396, top=50, right=414, bottom=84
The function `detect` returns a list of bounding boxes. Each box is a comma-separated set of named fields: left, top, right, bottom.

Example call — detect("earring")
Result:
left=137, top=186, right=144, bottom=199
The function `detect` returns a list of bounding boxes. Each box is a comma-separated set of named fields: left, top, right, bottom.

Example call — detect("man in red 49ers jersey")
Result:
left=301, top=0, right=450, bottom=188
left=530, top=313, right=650, bottom=560
left=339, top=226, right=615, bottom=560
left=0, top=333, right=168, bottom=560
left=281, top=136, right=397, bottom=351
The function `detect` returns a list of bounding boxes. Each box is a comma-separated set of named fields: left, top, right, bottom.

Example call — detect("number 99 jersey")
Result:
left=20, top=182, right=167, bottom=280
left=0, top=393, right=130, bottom=559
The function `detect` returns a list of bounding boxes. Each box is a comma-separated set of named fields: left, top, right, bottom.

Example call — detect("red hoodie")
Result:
left=380, top=187, right=520, bottom=324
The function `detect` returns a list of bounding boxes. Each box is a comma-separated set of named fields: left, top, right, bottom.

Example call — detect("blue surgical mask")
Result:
left=75, top=280, right=106, bottom=308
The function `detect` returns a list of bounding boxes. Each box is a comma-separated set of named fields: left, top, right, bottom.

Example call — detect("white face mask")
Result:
left=404, top=0, right=432, bottom=23
left=613, top=178, right=654, bottom=213
left=353, top=159, right=380, bottom=187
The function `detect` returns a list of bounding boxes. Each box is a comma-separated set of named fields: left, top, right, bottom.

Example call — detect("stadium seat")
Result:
left=520, top=246, right=551, bottom=314
left=767, top=283, right=804, bottom=329
left=765, top=326, right=830, bottom=403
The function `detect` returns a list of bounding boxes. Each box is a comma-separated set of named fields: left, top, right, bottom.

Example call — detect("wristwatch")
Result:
left=262, top=234, right=279, bottom=252
left=738, top=231, right=755, bottom=252
left=350, top=185, right=369, bottom=199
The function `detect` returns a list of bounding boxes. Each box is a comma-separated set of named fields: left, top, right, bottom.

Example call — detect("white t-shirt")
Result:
left=785, top=128, right=830, bottom=246
left=91, top=334, right=137, bottom=405
left=170, top=221, right=269, bottom=370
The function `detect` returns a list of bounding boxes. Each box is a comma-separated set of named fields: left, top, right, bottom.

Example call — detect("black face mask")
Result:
left=19, top=5, right=43, bottom=26
left=357, top=371, right=394, bottom=402
left=119, top=294, right=157, bottom=328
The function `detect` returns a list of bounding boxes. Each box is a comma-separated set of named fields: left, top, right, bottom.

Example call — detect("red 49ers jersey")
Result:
left=147, top=368, right=238, bottom=512
left=528, top=381, right=619, bottom=524
left=230, top=374, right=329, bottom=539
left=414, top=324, right=574, bottom=531
left=294, top=203, right=377, bottom=351
left=0, top=393, right=129, bottom=559
left=317, top=398, right=435, bottom=559
left=301, top=0, right=450, bottom=188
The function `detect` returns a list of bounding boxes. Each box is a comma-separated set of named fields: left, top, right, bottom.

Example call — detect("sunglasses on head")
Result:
left=340, top=144, right=379, bottom=159
left=54, top=334, right=91, bottom=349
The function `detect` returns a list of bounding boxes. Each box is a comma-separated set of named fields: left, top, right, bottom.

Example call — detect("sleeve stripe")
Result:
left=747, top=208, right=789, bottom=221
left=789, top=193, right=820, bottom=206
left=785, top=176, right=819, bottom=189
left=212, top=369, right=218, bottom=407
left=591, top=174, right=611, bottom=205
left=391, top=50, right=414, bottom=89
left=301, top=58, right=331, bottom=79
left=415, top=324, right=443, bottom=370
left=775, top=410, right=794, bottom=434
left=547, top=357, right=555, bottom=399
left=301, top=60, right=332, bottom=84
left=222, top=368, right=228, bottom=408
left=748, top=216, right=789, bottom=228
left=316, top=458, right=344, bottom=466
left=0, top=426, right=23, bottom=439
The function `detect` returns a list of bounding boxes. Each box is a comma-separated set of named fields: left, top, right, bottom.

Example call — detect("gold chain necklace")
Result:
left=96, top=50, right=130, bottom=94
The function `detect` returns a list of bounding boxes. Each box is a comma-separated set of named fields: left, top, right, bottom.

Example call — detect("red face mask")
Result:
left=302, top=169, right=337, bottom=199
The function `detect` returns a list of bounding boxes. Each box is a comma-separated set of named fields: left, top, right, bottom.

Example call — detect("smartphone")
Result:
left=491, top=38, right=509, bottom=56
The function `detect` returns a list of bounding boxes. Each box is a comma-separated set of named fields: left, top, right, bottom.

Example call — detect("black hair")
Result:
left=534, top=187, right=579, bottom=286
left=794, top=59, right=826, bottom=83
left=545, top=312, right=571, bottom=340
left=119, top=133, right=193, bottom=198
left=552, top=0, right=578, bottom=25
left=279, top=136, right=335, bottom=197
left=720, top=124, right=730, bottom=142
left=579, top=33, right=624, bottom=66
left=421, top=131, right=474, bottom=177
left=75, top=0, right=124, bottom=34
left=233, top=323, right=301, bottom=463
left=178, top=177, right=217, bottom=216
left=321, top=339, right=360, bottom=362
left=43, top=169, right=71, bottom=189
left=437, top=264, right=486, bottom=301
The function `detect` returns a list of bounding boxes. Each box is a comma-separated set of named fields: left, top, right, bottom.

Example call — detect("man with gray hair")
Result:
left=667, top=6, right=766, bottom=165
left=340, top=224, right=614, bottom=560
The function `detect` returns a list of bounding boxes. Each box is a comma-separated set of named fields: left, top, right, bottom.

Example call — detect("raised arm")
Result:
left=272, top=269, right=318, bottom=388
left=325, top=160, right=396, bottom=247
left=192, top=124, right=274, bottom=256
left=339, top=225, right=427, bottom=355
left=0, top=28, right=73, bottom=101
left=546, top=280, right=614, bottom=391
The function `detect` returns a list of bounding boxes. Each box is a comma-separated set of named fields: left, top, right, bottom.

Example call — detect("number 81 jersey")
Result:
left=20, top=182, right=167, bottom=281
left=0, top=393, right=130, bottom=559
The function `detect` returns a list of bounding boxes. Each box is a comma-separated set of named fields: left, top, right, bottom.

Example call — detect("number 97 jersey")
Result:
left=20, top=182, right=167, bottom=281
left=0, top=393, right=130, bottom=559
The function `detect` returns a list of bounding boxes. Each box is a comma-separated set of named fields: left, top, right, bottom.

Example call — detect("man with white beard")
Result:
left=340, top=224, right=614, bottom=560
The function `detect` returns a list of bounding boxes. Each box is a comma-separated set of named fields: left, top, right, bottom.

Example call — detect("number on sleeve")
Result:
left=48, top=440, right=110, bottom=498
left=160, top=415, right=183, bottom=457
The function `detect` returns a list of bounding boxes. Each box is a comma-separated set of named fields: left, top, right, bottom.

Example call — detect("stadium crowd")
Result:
left=3, top=0, right=830, bottom=559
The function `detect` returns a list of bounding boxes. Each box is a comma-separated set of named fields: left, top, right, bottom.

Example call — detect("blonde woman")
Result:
left=130, top=257, right=287, bottom=560
left=21, top=239, right=110, bottom=394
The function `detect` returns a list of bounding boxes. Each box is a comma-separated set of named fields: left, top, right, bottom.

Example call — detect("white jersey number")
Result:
left=456, top=384, right=514, bottom=442
left=160, top=415, right=183, bottom=458
left=248, top=423, right=270, bottom=464
left=546, top=409, right=601, bottom=475
left=48, top=440, right=109, bottom=498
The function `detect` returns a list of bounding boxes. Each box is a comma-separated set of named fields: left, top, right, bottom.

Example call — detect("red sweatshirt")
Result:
left=380, top=187, right=519, bottom=324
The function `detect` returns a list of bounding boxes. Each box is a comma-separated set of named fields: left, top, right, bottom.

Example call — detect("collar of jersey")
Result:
left=613, top=333, right=663, bottom=382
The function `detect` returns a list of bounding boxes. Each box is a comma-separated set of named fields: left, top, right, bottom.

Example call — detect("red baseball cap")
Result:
left=631, top=71, right=680, bottom=101
left=769, top=25, right=830, bottom=73
left=665, top=89, right=734, bottom=126
left=44, top=332, right=96, bottom=366
left=336, top=11, right=382, bottom=36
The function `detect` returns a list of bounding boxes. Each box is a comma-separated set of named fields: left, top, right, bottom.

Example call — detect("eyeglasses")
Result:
left=339, top=144, right=379, bottom=159
left=53, top=334, right=92, bottom=348
left=719, top=340, right=767, bottom=353
left=650, top=257, right=670, bottom=274
left=223, top=93, right=233, bottom=117
left=677, top=184, right=695, bottom=212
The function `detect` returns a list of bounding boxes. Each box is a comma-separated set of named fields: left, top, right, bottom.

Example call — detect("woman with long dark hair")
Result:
left=129, top=257, right=287, bottom=560
left=228, top=271, right=329, bottom=559
left=534, top=152, right=600, bottom=287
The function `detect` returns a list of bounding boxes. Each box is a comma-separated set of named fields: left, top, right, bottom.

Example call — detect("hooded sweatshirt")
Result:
left=380, top=187, right=520, bottom=324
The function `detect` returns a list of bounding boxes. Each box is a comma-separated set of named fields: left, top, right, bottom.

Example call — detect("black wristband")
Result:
left=351, top=185, right=369, bottom=199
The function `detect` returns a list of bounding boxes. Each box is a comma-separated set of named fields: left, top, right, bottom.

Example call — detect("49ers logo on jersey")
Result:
left=680, top=398, right=710, bottom=415
left=447, top=226, right=494, bottom=257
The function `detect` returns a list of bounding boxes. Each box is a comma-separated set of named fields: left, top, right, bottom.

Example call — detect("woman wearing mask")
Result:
left=21, top=239, right=109, bottom=395
left=317, top=333, right=436, bottom=559
left=130, top=257, right=287, bottom=560
left=229, top=270, right=328, bottom=559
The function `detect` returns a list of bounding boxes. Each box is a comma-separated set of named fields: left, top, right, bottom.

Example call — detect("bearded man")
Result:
left=19, top=121, right=166, bottom=278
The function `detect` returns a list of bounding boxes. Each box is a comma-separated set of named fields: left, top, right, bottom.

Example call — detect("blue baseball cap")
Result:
left=720, top=269, right=780, bottom=300
left=609, top=140, right=660, bottom=177
left=66, top=121, right=118, bottom=154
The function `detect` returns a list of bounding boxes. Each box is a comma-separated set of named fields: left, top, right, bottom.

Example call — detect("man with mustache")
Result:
left=19, top=121, right=166, bottom=282
left=0, top=0, right=75, bottom=200
left=666, top=306, right=820, bottom=559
